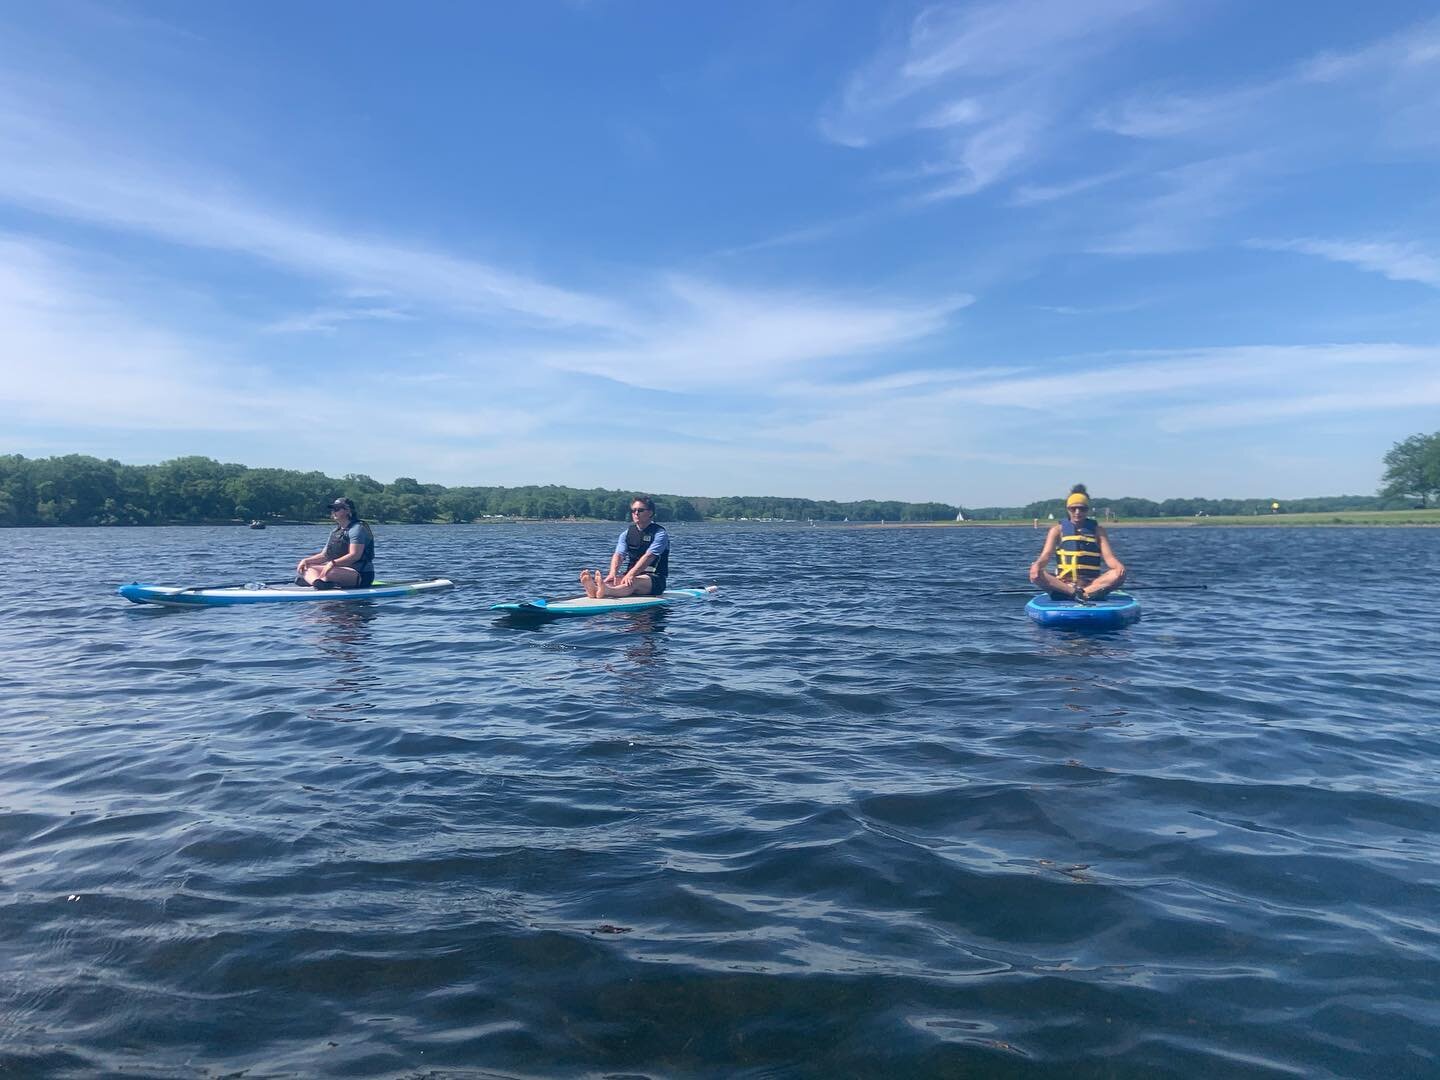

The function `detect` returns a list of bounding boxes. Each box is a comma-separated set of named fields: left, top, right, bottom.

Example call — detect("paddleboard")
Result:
left=491, top=586, right=717, bottom=618
left=1025, top=590, right=1140, bottom=629
left=118, top=578, right=454, bottom=607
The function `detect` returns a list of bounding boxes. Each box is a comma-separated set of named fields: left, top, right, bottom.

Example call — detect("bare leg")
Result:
left=324, top=566, right=361, bottom=588
left=309, top=565, right=361, bottom=588
left=1032, top=568, right=1082, bottom=598
left=597, top=575, right=656, bottom=599
left=1079, top=568, right=1125, bottom=599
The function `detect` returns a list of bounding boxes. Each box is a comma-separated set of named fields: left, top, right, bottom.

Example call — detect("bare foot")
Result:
left=579, top=570, right=596, bottom=598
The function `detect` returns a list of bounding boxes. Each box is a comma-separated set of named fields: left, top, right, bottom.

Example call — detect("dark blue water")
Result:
left=2, top=524, right=1437, bottom=1078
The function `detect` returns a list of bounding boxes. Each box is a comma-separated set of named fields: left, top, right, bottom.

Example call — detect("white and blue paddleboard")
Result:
left=492, top=586, right=717, bottom=618
left=118, top=579, right=454, bottom=607
left=1026, top=590, right=1140, bottom=629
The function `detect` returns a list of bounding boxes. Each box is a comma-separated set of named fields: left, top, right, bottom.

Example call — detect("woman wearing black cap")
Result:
left=295, top=498, right=375, bottom=589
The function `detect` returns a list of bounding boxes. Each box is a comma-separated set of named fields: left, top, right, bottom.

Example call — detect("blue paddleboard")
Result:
left=118, top=579, right=453, bottom=607
left=491, top=586, right=717, bottom=618
left=1025, top=590, right=1140, bottom=629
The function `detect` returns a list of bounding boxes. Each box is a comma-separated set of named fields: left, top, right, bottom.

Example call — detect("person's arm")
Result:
left=322, top=542, right=364, bottom=574
left=1096, top=524, right=1125, bottom=575
left=621, top=550, right=654, bottom=586
left=296, top=545, right=328, bottom=572
left=604, top=532, right=626, bottom=584
left=1029, top=525, right=1061, bottom=578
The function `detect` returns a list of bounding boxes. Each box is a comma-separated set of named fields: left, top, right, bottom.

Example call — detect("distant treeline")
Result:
left=0, top=453, right=1413, bottom=527
left=968, top=493, right=1416, bottom=520
left=0, top=454, right=956, bottom=526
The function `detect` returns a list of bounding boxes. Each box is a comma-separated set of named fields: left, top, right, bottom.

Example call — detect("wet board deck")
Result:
left=118, top=579, right=454, bottom=607
left=1025, top=590, right=1141, bottom=629
left=491, top=586, right=717, bottom=617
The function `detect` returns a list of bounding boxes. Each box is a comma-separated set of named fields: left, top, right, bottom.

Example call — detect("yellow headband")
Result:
left=1066, top=493, right=1089, bottom=508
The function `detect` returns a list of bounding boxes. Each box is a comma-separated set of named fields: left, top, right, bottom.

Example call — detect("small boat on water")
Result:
left=248, top=520, right=266, bottom=529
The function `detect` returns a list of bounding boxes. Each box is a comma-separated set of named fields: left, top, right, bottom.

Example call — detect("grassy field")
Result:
left=1108, top=508, right=1440, bottom=526
left=853, top=508, right=1440, bottom=528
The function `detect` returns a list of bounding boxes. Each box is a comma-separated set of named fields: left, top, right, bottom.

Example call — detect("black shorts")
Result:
left=1048, top=574, right=1095, bottom=600
left=640, top=574, right=667, bottom=595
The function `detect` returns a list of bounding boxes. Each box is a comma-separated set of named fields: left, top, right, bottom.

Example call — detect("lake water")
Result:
left=1, top=523, right=1437, bottom=1078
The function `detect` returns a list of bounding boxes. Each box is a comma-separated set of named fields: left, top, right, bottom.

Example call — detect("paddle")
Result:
left=992, top=584, right=1209, bottom=595
left=176, top=578, right=296, bottom=594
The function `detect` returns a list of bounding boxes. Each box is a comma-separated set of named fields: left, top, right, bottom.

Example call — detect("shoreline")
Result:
left=6, top=513, right=1437, bottom=529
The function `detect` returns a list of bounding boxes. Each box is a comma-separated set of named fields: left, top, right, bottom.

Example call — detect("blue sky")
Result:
left=1, top=1, right=1437, bottom=505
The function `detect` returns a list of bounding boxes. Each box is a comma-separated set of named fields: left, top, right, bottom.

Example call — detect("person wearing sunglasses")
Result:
left=580, top=495, right=669, bottom=599
left=1028, top=484, right=1126, bottom=601
left=295, top=497, right=376, bottom=589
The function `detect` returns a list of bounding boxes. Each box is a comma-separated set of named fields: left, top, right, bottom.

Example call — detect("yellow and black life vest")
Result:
left=1056, top=517, right=1102, bottom=581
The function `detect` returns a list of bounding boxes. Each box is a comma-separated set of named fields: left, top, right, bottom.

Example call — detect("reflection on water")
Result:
left=301, top=601, right=379, bottom=649
left=494, top=607, right=670, bottom=668
left=610, top=608, right=667, bottom=668
left=300, top=604, right=380, bottom=720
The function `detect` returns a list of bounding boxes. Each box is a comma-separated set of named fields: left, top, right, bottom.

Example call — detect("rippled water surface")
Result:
left=2, top=523, right=1437, bottom=1078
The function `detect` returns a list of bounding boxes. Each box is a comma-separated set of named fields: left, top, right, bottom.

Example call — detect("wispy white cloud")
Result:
left=1254, top=238, right=1440, bottom=289
left=1160, top=375, right=1440, bottom=431
left=1076, top=22, right=1440, bottom=251
left=1092, top=84, right=1270, bottom=141
left=820, top=0, right=1177, bottom=199
left=1088, top=154, right=1268, bottom=255
left=1008, top=168, right=1129, bottom=207
left=1099, top=17, right=1440, bottom=146
left=938, top=347, right=1440, bottom=432
left=537, top=278, right=972, bottom=391
left=0, top=236, right=279, bottom=431
left=822, top=5, right=1440, bottom=259
left=0, top=79, right=631, bottom=333
left=671, top=342, right=1440, bottom=493
left=0, top=59, right=971, bottom=405
left=1035, top=300, right=1150, bottom=317
left=264, top=304, right=417, bottom=335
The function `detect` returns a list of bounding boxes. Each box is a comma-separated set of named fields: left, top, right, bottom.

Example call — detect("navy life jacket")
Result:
left=624, top=523, right=668, bottom=579
left=325, top=519, right=374, bottom=573
left=1056, top=517, right=1102, bottom=581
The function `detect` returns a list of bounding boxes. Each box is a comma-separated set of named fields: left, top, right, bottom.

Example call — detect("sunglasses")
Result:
left=631, top=507, right=651, bottom=514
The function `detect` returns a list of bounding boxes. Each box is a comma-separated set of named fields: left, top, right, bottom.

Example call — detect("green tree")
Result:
left=1380, top=432, right=1440, bottom=507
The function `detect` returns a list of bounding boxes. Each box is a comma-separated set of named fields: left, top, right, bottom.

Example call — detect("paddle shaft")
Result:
left=178, top=578, right=295, bottom=594
left=994, top=584, right=1208, bottom=595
